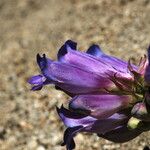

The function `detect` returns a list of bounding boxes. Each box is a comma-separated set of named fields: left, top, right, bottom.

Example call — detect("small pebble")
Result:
left=37, top=146, right=45, bottom=150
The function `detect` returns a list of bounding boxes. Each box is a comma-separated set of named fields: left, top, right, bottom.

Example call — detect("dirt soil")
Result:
left=0, top=0, right=150, bottom=150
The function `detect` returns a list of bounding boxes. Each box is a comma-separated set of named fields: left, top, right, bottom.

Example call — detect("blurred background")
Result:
left=0, top=0, right=150, bottom=150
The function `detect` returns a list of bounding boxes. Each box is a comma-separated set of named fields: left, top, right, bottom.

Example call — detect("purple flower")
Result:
left=28, top=40, right=150, bottom=150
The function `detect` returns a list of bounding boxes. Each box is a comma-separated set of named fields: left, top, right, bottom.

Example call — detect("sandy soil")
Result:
left=0, top=0, right=150, bottom=150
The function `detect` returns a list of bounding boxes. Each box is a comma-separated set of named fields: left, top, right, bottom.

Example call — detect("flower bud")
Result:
left=127, top=117, right=141, bottom=130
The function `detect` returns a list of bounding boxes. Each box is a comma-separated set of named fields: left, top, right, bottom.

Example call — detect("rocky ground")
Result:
left=0, top=0, right=150, bottom=150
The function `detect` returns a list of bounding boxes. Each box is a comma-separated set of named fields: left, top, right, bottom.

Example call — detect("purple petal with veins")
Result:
left=69, top=94, right=133, bottom=119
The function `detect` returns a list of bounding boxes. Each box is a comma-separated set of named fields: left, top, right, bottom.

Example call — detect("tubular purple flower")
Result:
left=29, top=40, right=138, bottom=94
left=57, top=106, right=129, bottom=150
left=28, top=40, right=150, bottom=150
left=59, top=107, right=128, bottom=133
left=69, top=94, right=133, bottom=119
left=32, top=53, right=116, bottom=94
left=58, top=43, right=132, bottom=79
left=43, top=61, right=113, bottom=93
left=86, top=45, right=138, bottom=74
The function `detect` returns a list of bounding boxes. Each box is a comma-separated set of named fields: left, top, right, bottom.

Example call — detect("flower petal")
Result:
left=31, top=84, right=43, bottom=91
left=57, top=40, right=77, bottom=61
left=57, top=106, right=128, bottom=134
left=88, top=113, right=128, bottom=134
left=28, top=75, right=46, bottom=85
left=86, top=44, right=104, bottom=57
left=28, top=74, right=52, bottom=91
left=35, top=54, right=112, bottom=94
left=57, top=106, right=96, bottom=128
left=37, top=53, right=52, bottom=71
left=57, top=43, right=133, bottom=82
left=41, top=60, right=113, bottom=94
left=87, top=44, right=137, bottom=74
left=61, top=126, right=83, bottom=150
left=57, top=46, right=116, bottom=76
left=69, top=95, right=133, bottom=119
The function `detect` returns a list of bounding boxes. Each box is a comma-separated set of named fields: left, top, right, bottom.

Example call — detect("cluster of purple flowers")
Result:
left=28, top=40, right=150, bottom=150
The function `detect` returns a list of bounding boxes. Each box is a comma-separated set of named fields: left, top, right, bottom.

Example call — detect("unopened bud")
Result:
left=127, top=117, right=141, bottom=130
